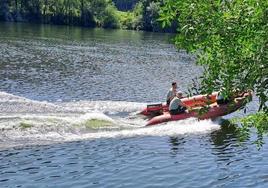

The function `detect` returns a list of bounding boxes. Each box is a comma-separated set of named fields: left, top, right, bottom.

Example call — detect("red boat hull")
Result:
left=146, top=92, right=252, bottom=126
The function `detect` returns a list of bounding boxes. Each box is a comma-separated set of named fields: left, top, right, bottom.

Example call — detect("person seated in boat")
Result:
left=166, top=82, right=177, bottom=106
left=169, top=91, right=188, bottom=115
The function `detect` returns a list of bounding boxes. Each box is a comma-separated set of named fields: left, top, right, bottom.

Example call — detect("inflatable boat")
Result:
left=145, top=91, right=252, bottom=126
left=141, top=92, right=218, bottom=117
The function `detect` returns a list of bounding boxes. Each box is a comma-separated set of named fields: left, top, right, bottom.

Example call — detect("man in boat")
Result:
left=169, top=91, right=188, bottom=115
left=166, top=82, right=177, bottom=106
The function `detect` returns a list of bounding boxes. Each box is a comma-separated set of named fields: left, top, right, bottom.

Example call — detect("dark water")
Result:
left=0, top=22, right=267, bottom=188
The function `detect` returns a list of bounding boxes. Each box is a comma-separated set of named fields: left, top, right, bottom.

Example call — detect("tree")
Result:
left=80, top=0, right=95, bottom=27
left=102, top=3, right=120, bottom=28
left=140, top=0, right=177, bottom=32
left=160, top=0, right=267, bottom=110
left=159, top=0, right=268, bottom=141
left=90, top=0, right=107, bottom=26
left=0, top=0, right=13, bottom=21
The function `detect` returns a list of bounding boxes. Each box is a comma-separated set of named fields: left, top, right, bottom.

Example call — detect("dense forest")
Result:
left=0, top=0, right=176, bottom=32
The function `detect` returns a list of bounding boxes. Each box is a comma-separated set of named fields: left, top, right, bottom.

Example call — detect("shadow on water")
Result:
left=210, top=119, right=240, bottom=146
left=209, top=119, right=250, bottom=162
left=168, top=136, right=185, bottom=156
left=165, top=119, right=243, bottom=158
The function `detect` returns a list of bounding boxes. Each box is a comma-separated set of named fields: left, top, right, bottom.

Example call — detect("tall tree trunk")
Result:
left=81, top=0, right=84, bottom=25
left=43, top=0, right=48, bottom=23
left=15, top=0, right=18, bottom=12
left=68, top=0, right=71, bottom=25
left=43, top=0, right=47, bottom=15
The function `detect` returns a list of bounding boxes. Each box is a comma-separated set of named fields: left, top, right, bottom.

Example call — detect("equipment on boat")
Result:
left=141, top=92, right=218, bottom=117
left=144, top=91, right=252, bottom=126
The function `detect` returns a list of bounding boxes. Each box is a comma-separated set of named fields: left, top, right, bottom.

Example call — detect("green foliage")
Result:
left=159, top=0, right=268, bottom=142
left=240, top=112, right=268, bottom=134
left=0, top=0, right=178, bottom=31
left=116, top=10, right=135, bottom=29
left=116, top=2, right=143, bottom=30
left=0, top=0, right=121, bottom=28
left=131, top=1, right=143, bottom=30
left=114, top=0, right=177, bottom=32
left=141, top=0, right=160, bottom=31
left=160, top=0, right=268, bottom=111
left=232, top=112, right=268, bottom=148
left=102, top=4, right=120, bottom=28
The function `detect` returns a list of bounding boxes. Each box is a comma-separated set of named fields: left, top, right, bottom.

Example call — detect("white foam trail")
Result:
left=7, top=119, right=219, bottom=141
left=0, top=91, right=53, bottom=105
left=0, top=91, right=78, bottom=113
left=0, top=117, right=221, bottom=148
left=58, top=100, right=146, bottom=114
left=64, top=118, right=221, bottom=141
left=0, top=91, right=221, bottom=149
left=68, top=112, right=116, bottom=124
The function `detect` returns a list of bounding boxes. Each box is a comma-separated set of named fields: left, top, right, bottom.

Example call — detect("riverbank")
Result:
left=0, top=0, right=177, bottom=32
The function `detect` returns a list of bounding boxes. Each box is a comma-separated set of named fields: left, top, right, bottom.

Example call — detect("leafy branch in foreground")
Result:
left=159, top=0, right=268, bottom=142
left=232, top=112, right=268, bottom=148
left=159, top=0, right=267, bottom=110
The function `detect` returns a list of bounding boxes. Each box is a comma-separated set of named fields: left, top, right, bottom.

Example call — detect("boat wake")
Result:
left=0, top=91, right=221, bottom=148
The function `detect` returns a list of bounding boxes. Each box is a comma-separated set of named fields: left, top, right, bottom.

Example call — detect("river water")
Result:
left=0, top=22, right=267, bottom=187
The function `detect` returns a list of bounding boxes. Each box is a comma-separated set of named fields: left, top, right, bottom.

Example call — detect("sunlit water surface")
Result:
left=0, top=23, right=267, bottom=187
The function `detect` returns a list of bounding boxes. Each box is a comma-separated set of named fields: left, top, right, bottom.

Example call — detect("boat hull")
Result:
left=146, top=92, right=252, bottom=126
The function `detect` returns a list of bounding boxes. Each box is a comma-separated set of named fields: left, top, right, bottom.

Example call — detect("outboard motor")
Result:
left=145, top=103, right=163, bottom=116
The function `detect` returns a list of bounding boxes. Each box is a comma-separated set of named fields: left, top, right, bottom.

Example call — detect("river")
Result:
left=0, top=22, right=267, bottom=187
